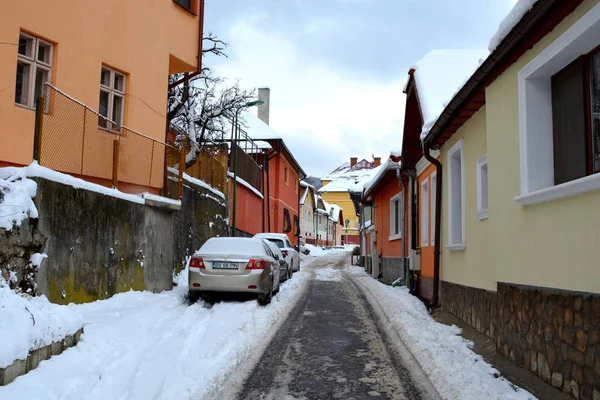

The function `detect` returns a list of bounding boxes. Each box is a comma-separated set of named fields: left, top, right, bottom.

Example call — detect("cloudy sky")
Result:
left=203, top=0, right=516, bottom=177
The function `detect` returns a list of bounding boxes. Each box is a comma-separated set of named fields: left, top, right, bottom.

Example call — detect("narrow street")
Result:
left=236, top=253, right=439, bottom=400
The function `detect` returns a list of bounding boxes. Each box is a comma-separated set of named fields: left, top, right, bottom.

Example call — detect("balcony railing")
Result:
left=34, top=83, right=185, bottom=199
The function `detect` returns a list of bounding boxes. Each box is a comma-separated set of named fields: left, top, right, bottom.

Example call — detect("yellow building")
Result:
left=318, top=157, right=381, bottom=244
left=0, top=0, right=203, bottom=193
left=416, top=0, right=600, bottom=394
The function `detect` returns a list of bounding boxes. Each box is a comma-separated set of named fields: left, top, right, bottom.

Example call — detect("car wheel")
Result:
left=258, top=281, right=273, bottom=306
left=188, top=291, right=201, bottom=304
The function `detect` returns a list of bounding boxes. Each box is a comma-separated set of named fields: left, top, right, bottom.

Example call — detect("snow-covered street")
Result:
left=1, top=250, right=535, bottom=400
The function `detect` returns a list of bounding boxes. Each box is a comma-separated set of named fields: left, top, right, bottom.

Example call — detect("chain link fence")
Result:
left=35, top=84, right=184, bottom=199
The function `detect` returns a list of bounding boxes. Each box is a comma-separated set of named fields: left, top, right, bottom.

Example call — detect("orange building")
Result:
left=0, top=0, right=203, bottom=193
left=361, top=159, right=409, bottom=284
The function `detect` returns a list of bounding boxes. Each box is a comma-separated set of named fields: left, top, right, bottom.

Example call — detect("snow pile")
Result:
left=0, top=259, right=313, bottom=399
left=489, top=0, right=539, bottom=52
left=304, top=244, right=350, bottom=257
left=315, top=267, right=344, bottom=282
left=0, top=174, right=38, bottom=230
left=349, top=266, right=535, bottom=400
left=0, top=281, right=84, bottom=369
left=412, top=49, right=489, bottom=141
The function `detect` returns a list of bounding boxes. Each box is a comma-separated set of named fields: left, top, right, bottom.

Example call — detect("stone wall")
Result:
left=34, top=178, right=176, bottom=304
left=380, top=256, right=404, bottom=285
left=442, top=280, right=497, bottom=339
left=497, top=283, right=600, bottom=400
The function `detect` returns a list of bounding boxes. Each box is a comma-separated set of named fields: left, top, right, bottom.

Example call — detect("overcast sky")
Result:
left=203, top=0, right=516, bottom=177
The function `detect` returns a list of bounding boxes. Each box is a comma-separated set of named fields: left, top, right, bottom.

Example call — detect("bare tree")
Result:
left=168, top=34, right=255, bottom=168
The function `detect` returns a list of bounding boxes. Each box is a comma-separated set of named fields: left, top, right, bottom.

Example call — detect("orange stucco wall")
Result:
left=371, top=177, right=408, bottom=258
left=418, top=161, right=438, bottom=280
left=267, top=153, right=300, bottom=245
left=0, top=0, right=200, bottom=181
left=229, top=180, right=263, bottom=237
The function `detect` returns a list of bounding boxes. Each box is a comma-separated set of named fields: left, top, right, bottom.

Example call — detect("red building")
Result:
left=229, top=88, right=306, bottom=245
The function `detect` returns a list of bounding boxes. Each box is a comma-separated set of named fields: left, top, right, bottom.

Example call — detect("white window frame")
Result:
left=99, top=66, right=126, bottom=132
left=516, top=2, right=600, bottom=206
left=447, top=139, right=466, bottom=250
left=389, top=192, right=402, bottom=241
left=430, top=171, right=437, bottom=245
left=15, top=32, right=53, bottom=110
left=420, top=178, right=429, bottom=247
left=476, top=155, right=489, bottom=220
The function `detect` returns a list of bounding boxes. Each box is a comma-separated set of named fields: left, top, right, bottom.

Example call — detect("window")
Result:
left=430, top=172, right=436, bottom=245
left=284, top=165, right=289, bottom=185
left=420, top=178, right=429, bottom=247
left=15, top=32, right=53, bottom=109
left=283, top=208, right=292, bottom=232
left=389, top=193, right=402, bottom=240
left=173, top=0, right=195, bottom=13
left=447, top=140, right=465, bottom=249
left=516, top=3, right=600, bottom=205
left=98, top=66, right=125, bottom=132
left=476, top=155, right=489, bottom=220
left=293, top=215, right=300, bottom=236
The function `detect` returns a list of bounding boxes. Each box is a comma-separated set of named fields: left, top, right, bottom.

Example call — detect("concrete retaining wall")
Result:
left=0, top=327, right=83, bottom=386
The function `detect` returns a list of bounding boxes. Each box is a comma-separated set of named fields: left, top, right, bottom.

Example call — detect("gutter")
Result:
left=423, top=143, right=442, bottom=308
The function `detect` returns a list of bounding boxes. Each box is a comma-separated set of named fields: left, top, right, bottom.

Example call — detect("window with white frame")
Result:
left=15, top=32, right=53, bottom=109
left=517, top=3, right=600, bottom=205
left=447, top=140, right=465, bottom=248
left=477, top=155, right=489, bottom=219
left=389, top=192, right=402, bottom=240
left=420, top=178, right=429, bottom=247
left=98, top=66, right=126, bottom=131
left=430, top=172, right=437, bottom=245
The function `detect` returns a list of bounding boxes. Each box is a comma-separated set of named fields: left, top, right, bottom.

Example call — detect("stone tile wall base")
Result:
left=0, top=327, right=83, bottom=386
left=441, top=280, right=496, bottom=339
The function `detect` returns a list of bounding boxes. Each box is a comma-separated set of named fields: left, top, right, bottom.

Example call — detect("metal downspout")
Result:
left=423, top=143, right=442, bottom=308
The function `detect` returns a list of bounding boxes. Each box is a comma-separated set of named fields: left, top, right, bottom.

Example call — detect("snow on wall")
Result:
left=227, top=171, right=264, bottom=199
left=0, top=175, right=38, bottom=231
left=489, top=0, right=539, bottom=52
left=412, top=49, right=489, bottom=141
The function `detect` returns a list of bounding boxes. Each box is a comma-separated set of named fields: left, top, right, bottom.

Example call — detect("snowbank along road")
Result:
left=234, top=252, right=440, bottom=400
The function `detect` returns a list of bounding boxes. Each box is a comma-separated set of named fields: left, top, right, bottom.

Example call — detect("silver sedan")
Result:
left=188, top=237, right=280, bottom=305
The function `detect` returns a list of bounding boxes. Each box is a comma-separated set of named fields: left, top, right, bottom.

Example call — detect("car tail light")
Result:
left=246, top=259, right=265, bottom=270
left=281, top=250, right=288, bottom=256
left=189, top=257, right=205, bottom=270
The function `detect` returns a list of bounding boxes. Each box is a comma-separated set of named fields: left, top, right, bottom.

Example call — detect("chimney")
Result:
left=373, top=157, right=381, bottom=167
left=257, top=87, right=270, bottom=125
left=350, top=157, right=357, bottom=167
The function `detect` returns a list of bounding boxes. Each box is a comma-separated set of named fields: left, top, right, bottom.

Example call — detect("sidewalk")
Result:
left=431, top=310, right=572, bottom=400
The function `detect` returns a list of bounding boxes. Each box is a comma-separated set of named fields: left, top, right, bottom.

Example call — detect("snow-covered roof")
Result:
left=363, top=159, right=401, bottom=198
left=329, top=204, right=343, bottom=222
left=241, top=112, right=281, bottom=140
left=413, top=49, right=489, bottom=141
left=319, top=165, right=382, bottom=194
left=489, top=0, right=538, bottom=52
left=323, top=159, right=377, bottom=181
left=300, top=185, right=313, bottom=205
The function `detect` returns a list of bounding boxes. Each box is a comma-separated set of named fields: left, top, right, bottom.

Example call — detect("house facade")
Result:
left=409, top=1, right=600, bottom=397
left=299, top=181, right=316, bottom=244
left=0, top=0, right=203, bottom=194
left=319, top=157, right=381, bottom=244
left=361, top=158, right=408, bottom=284
left=230, top=90, right=305, bottom=245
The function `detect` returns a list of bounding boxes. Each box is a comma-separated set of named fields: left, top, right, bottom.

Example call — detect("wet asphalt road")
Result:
left=236, top=254, right=433, bottom=400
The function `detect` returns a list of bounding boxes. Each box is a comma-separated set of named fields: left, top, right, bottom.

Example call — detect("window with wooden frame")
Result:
left=98, top=66, right=125, bottom=132
left=172, top=0, right=198, bottom=14
left=283, top=208, right=292, bottom=233
left=15, top=32, right=53, bottom=109
left=284, top=165, right=289, bottom=185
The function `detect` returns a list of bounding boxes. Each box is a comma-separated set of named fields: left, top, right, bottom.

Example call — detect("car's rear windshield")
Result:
left=200, top=237, right=266, bottom=255
left=267, top=239, right=285, bottom=248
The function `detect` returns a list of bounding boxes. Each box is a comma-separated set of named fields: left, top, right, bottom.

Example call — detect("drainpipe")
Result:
left=392, top=167, right=407, bottom=287
left=423, top=142, right=442, bottom=308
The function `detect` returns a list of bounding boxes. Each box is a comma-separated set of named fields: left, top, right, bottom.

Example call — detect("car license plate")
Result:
left=213, top=262, right=238, bottom=270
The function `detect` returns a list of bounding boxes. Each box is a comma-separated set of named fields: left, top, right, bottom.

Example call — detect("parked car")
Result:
left=253, top=233, right=300, bottom=272
left=263, top=240, right=292, bottom=282
left=188, top=237, right=280, bottom=306
left=299, top=240, right=310, bottom=255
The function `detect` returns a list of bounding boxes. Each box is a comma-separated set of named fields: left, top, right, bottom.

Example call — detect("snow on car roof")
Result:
left=198, top=237, right=267, bottom=255
left=253, top=233, right=290, bottom=242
